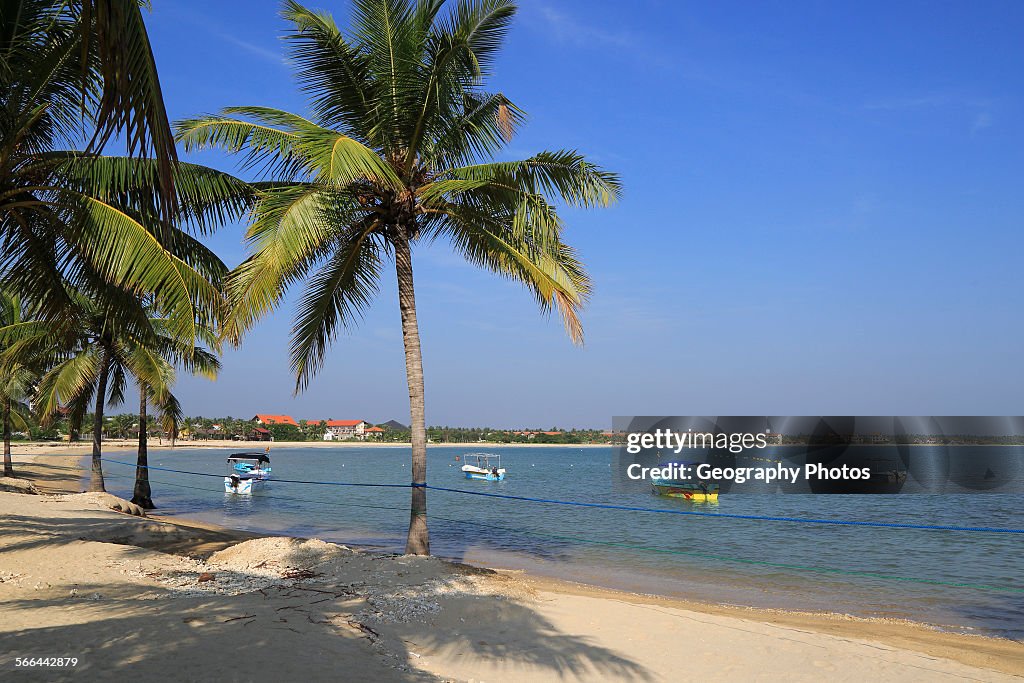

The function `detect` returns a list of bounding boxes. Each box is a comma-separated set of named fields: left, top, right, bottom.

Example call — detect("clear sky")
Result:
left=145, top=0, right=1024, bottom=428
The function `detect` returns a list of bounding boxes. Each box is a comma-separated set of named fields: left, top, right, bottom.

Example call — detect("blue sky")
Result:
left=145, top=0, right=1024, bottom=427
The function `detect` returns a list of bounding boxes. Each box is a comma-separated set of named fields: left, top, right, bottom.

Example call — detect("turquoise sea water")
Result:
left=97, top=445, right=1024, bottom=639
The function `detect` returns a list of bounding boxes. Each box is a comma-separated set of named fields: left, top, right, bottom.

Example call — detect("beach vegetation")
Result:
left=268, top=422, right=305, bottom=442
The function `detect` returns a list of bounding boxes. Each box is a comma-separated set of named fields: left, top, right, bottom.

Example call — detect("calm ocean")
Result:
left=98, top=445, right=1024, bottom=640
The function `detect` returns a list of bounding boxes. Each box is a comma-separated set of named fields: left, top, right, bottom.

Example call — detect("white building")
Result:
left=322, top=420, right=370, bottom=440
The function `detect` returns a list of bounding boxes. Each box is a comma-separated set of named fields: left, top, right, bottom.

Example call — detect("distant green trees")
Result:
left=300, top=419, right=327, bottom=441
left=420, top=426, right=612, bottom=444
left=269, top=423, right=304, bottom=441
left=26, top=413, right=615, bottom=445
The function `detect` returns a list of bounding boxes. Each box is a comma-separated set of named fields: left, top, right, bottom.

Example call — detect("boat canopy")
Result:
left=463, top=452, right=501, bottom=467
left=227, top=452, right=270, bottom=464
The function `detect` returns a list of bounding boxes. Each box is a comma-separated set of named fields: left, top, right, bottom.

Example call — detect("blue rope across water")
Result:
left=95, top=457, right=1024, bottom=534
left=424, top=485, right=1024, bottom=534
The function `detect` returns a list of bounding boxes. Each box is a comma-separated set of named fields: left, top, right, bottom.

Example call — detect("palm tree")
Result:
left=0, top=364, right=33, bottom=477
left=110, top=413, right=134, bottom=439
left=177, top=0, right=620, bottom=554
left=0, top=280, right=220, bottom=492
left=0, top=290, right=34, bottom=476
left=180, top=416, right=198, bottom=440
left=132, top=374, right=183, bottom=508
left=1, top=3, right=242, bottom=491
left=131, top=310, right=220, bottom=509
left=0, top=2, right=250, bottom=346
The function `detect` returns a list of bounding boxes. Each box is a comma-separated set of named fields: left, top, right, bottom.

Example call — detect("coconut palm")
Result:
left=131, top=308, right=220, bottom=509
left=0, top=290, right=34, bottom=476
left=0, top=2, right=243, bottom=482
left=0, top=1, right=250, bottom=344
left=0, top=288, right=159, bottom=491
left=109, top=412, right=134, bottom=439
left=177, top=0, right=620, bottom=554
left=131, top=374, right=183, bottom=508
left=0, top=272, right=222, bottom=492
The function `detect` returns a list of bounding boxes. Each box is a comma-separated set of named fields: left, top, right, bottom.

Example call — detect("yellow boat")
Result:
left=652, top=479, right=719, bottom=502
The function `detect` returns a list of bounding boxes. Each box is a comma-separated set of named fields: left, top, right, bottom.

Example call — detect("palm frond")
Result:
left=106, top=360, right=126, bottom=407
left=37, top=153, right=254, bottom=233
left=175, top=114, right=305, bottom=179
left=224, top=184, right=356, bottom=342
left=401, top=1, right=517, bottom=169
left=59, top=189, right=222, bottom=343
left=80, top=0, right=178, bottom=216
left=177, top=108, right=401, bottom=189
left=35, top=345, right=100, bottom=421
left=281, top=0, right=378, bottom=142
left=442, top=0, right=516, bottom=78
left=8, top=399, right=32, bottom=432
left=290, top=218, right=381, bottom=390
left=445, top=150, right=622, bottom=208
left=154, top=389, right=182, bottom=437
left=433, top=200, right=591, bottom=344
left=124, top=339, right=176, bottom=396
left=349, top=0, right=419, bottom=143
left=421, top=91, right=525, bottom=169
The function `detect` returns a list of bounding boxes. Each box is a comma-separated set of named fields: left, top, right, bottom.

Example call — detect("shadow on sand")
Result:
left=0, top=498, right=654, bottom=681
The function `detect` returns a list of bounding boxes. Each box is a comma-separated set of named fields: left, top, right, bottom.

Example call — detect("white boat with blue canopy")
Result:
left=224, top=451, right=272, bottom=494
left=460, top=453, right=506, bottom=481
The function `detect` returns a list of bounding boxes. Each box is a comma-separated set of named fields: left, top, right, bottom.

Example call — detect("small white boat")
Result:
left=224, top=452, right=272, bottom=494
left=460, top=453, right=506, bottom=481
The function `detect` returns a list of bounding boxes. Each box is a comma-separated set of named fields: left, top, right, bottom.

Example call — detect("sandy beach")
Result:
left=1, top=450, right=1022, bottom=682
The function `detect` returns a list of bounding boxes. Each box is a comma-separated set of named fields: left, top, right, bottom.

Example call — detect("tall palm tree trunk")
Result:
left=3, top=398, right=12, bottom=477
left=89, top=349, right=111, bottom=492
left=396, top=231, right=429, bottom=555
left=132, top=385, right=154, bottom=509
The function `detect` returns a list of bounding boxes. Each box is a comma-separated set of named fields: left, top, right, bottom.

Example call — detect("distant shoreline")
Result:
left=10, top=439, right=613, bottom=455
